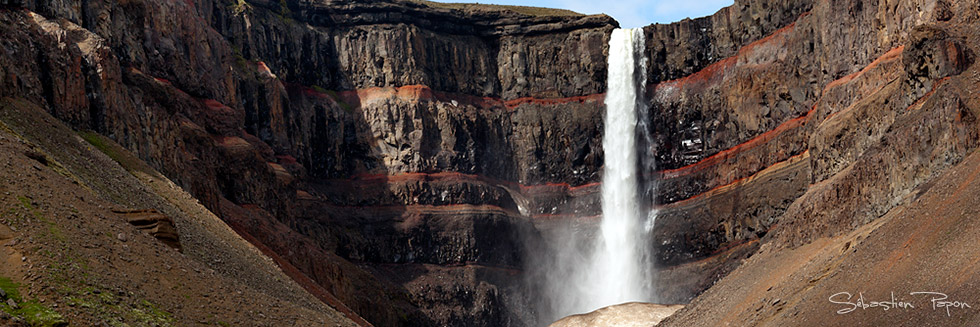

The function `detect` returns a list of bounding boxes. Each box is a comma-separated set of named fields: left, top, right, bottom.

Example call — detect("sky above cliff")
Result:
left=433, top=0, right=734, bottom=28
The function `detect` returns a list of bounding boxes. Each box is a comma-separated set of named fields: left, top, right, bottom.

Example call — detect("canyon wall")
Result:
left=0, top=0, right=614, bottom=325
left=648, top=0, right=977, bottom=303
left=0, top=0, right=975, bottom=325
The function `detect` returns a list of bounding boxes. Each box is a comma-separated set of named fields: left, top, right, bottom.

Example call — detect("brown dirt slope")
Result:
left=659, top=1, right=980, bottom=325
left=661, top=141, right=980, bottom=326
left=647, top=0, right=980, bottom=304
left=0, top=98, right=357, bottom=326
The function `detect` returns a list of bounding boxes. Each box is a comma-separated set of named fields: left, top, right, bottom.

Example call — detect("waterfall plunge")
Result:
left=536, top=28, right=656, bottom=323
left=592, top=27, right=653, bottom=309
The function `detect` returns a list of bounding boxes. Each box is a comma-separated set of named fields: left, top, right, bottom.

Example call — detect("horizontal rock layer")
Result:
left=208, top=0, right=616, bottom=99
left=648, top=0, right=977, bottom=304
left=0, top=1, right=613, bottom=325
left=1, top=0, right=976, bottom=325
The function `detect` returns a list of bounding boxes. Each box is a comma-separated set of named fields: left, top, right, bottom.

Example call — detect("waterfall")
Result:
left=591, top=27, right=653, bottom=310
left=532, top=27, right=654, bottom=323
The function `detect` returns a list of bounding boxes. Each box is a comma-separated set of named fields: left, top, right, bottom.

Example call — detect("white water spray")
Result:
left=532, top=28, right=655, bottom=323
left=591, top=27, right=653, bottom=309
left=589, top=27, right=654, bottom=311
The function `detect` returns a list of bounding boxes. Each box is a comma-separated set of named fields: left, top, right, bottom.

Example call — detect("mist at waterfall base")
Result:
left=525, top=28, right=658, bottom=324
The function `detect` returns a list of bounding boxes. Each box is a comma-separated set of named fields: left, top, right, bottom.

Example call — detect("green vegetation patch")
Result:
left=16, top=195, right=64, bottom=241
left=15, top=301, right=67, bottom=327
left=311, top=85, right=329, bottom=94
left=78, top=131, right=154, bottom=175
left=322, top=88, right=355, bottom=113
left=63, top=287, right=175, bottom=326
left=229, top=0, right=252, bottom=16
left=273, top=0, right=293, bottom=23
left=231, top=45, right=249, bottom=70
left=48, top=255, right=175, bottom=326
left=305, top=86, right=356, bottom=113
left=0, top=277, right=21, bottom=301
left=131, top=299, right=175, bottom=326
left=0, top=277, right=67, bottom=327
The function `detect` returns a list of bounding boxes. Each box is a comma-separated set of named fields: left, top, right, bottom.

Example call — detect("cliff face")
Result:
left=656, top=3, right=980, bottom=321
left=0, top=0, right=613, bottom=325
left=1, top=0, right=977, bottom=326
left=646, top=0, right=977, bottom=304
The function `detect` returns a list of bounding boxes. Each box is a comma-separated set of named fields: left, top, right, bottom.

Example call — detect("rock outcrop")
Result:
left=549, top=302, right=684, bottom=327
left=112, top=208, right=182, bottom=251
left=660, top=119, right=980, bottom=326
left=644, top=0, right=979, bottom=304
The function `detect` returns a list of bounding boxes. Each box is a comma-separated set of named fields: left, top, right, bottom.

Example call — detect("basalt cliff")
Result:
left=0, top=0, right=979, bottom=326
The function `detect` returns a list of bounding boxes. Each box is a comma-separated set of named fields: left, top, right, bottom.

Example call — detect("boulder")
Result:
left=550, top=302, right=684, bottom=327
left=112, top=209, right=181, bottom=251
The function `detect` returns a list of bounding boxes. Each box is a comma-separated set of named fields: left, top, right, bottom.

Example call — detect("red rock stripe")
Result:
left=313, top=84, right=605, bottom=111
left=905, top=76, right=951, bottom=111
left=657, top=151, right=810, bottom=209
left=316, top=202, right=511, bottom=212
left=824, top=46, right=904, bottom=91
left=531, top=213, right=601, bottom=221
left=659, top=45, right=906, bottom=180
left=653, top=57, right=735, bottom=92
left=317, top=202, right=575, bottom=220
left=659, top=115, right=809, bottom=179
left=820, top=77, right=897, bottom=123
left=502, top=94, right=605, bottom=109
left=652, top=17, right=802, bottom=91
left=376, top=262, right=525, bottom=275
left=734, top=18, right=802, bottom=56
left=312, top=201, right=600, bottom=221
left=344, top=171, right=600, bottom=193
left=709, top=239, right=760, bottom=259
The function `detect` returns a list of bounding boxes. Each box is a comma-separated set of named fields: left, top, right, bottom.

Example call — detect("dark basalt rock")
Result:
left=202, top=0, right=616, bottom=99
left=3, top=0, right=979, bottom=326
left=643, top=0, right=815, bottom=84
left=903, top=24, right=974, bottom=97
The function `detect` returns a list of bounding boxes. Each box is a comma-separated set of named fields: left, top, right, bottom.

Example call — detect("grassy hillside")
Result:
left=0, top=98, right=358, bottom=326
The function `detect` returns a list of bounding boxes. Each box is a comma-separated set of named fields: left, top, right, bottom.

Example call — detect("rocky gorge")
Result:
left=1, top=0, right=979, bottom=326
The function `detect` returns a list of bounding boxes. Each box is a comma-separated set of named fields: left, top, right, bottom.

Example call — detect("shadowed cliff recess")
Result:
left=1, top=0, right=980, bottom=326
